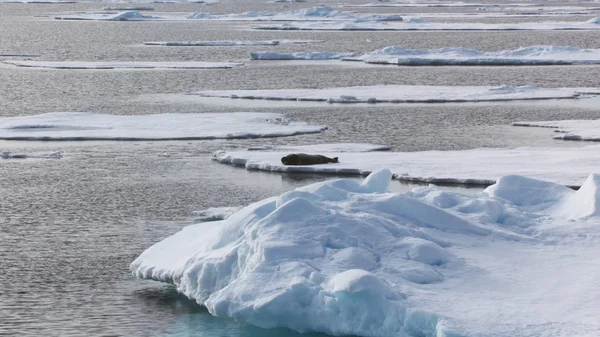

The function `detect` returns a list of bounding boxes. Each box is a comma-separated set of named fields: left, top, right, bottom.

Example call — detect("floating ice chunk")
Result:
left=0, top=112, right=327, bottom=141
left=132, top=170, right=600, bottom=336
left=513, top=118, right=600, bottom=141
left=192, top=206, right=242, bottom=222
left=2, top=60, right=242, bottom=70
left=247, top=143, right=392, bottom=152
left=250, top=51, right=356, bottom=60
left=213, top=144, right=600, bottom=187
left=56, top=11, right=163, bottom=21
left=348, top=45, right=600, bottom=66
left=191, top=85, right=586, bottom=104
left=0, top=151, right=62, bottom=159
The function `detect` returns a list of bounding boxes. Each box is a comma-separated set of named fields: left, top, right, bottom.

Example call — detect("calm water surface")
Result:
left=1, top=1, right=599, bottom=336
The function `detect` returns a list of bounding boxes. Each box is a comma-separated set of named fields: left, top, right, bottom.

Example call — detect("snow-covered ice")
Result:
left=213, top=143, right=600, bottom=187
left=132, top=169, right=600, bottom=337
left=250, top=51, right=356, bottom=60
left=513, top=119, right=600, bottom=141
left=189, top=85, right=590, bottom=104
left=0, top=151, right=62, bottom=159
left=2, top=60, right=242, bottom=70
left=56, top=11, right=164, bottom=21
left=144, top=40, right=321, bottom=47
left=346, top=45, right=600, bottom=66
left=253, top=17, right=600, bottom=31
left=247, top=143, right=392, bottom=152
left=0, top=112, right=327, bottom=141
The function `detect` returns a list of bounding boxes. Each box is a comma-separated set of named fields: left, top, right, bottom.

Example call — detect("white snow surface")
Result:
left=513, top=119, right=600, bottom=141
left=247, top=143, right=392, bottom=152
left=250, top=51, right=356, bottom=60
left=0, top=151, right=62, bottom=159
left=2, top=60, right=241, bottom=70
left=347, top=45, right=600, bottom=65
left=253, top=17, right=600, bottom=31
left=0, top=112, right=327, bottom=141
left=190, top=85, right=588, bottom=104
left=213, top=143, right=600, bottom=187
left=131, top=169, right=600, bottom=337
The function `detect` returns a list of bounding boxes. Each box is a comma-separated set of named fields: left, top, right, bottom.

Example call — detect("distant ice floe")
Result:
left=145, top=40, right=321, bottom=46
left=0, top=0, right=75, bottom=3
left=0, top=112, right=327, bottom=141
left=132, top=169, right=600, bottom=337
left=0, top=151, right=62, bottom=159
left=346, top=45, right=600, bottom=66
left=55, top=7, right=402, bottom=22
left=214, top=143, right=600, bottom=187
left=102, top=6, right=154, bottom=10
left=251, top=51, right=356, bottom=60
left=247, top=143, right=392, bottom=152
left=189, top=85, right=591, bottom=104
left=344, top=1, right=536, bottom=7
left=253, top=17, right=600, bottom=31
left=0, top=54, right=41, bottom=57
left=2, top=60, right=242, bottom=70
left=513, top=119, right=600, bottom=141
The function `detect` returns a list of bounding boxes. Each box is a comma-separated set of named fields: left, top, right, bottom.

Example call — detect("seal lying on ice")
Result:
left=281, top=153, right=339, bottom=166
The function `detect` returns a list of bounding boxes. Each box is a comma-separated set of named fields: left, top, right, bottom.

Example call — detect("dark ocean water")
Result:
left=1, top=1, right=599, bottom=336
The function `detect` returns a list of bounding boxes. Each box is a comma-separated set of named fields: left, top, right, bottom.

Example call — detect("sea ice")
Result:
left=189, top=85, right=589, bottom=104
left=346, top=45, right=600, bottom=66
left=2, top=60, right=242, bottom=70
left=250, top=51, right=356, bottom=60
left=144, top=40, right=321, bottom=46
left=56, top=11, right=163, bottom=21
left=247, top=143, right=392, bottom=152
left=513, top=119, right=600, bottom=141
left=0, top=112, right=327, bottom=141
left=102, top=6, right=154, bottom=10
left=132, top=169, right=600, bottom=337
left=213, top=143, right=600, bottom=187
left=0, top=151, right=62, bottom=159
left=0, top=54, right=41, bottom=57
left=253, top=17, right=600, bottom=31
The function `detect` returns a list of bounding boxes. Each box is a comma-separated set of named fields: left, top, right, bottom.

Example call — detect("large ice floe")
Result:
left=346, top=45, right=600, bottom=66
left=513, top=119, right=600, bottom=141
left=144, top=40, right=320, bottom=47
left=2, top=60, right=242, bottom=70
left=250, top=52, right=356, bottom=60
left=247, top=143, right=392, bottom=152
left=132, top=169, right=600, bottom=337
left=0, top=151, right=62, bottom=159
left=213, top=142, right=600, bottom=187
left=253, top=17, right=600, bottom=31
left=0, top=112, right=327, bottom=141
left=189, top=85, right=592, bottom=104
left=55, top=7, right=402, bottom=22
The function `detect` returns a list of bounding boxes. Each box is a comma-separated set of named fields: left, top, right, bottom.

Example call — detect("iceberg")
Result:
left=189, top=85, right=588, bottom=104
left=513, top=119, right=600, bottom=141
left=346, top=45, right=600, bottom=66
left=0, top=112, right=327, bottom=141
left=250, top=51, right=356, bottom=60
left=2, top=60, right=242, bottom=70
left=132, top=170, right=600, bottom=337
left=213, top=143, right=600, bottom=187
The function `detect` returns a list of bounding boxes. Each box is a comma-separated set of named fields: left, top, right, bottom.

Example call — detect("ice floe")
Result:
left=250, top=51, right=356, bottom=60
left=0, top=151, right=62, bottom=159
left=189, top=85, right=590, bottom=104
left=2, top=60, right=242, bottom=70
left=253, top=17, right=600, bottom=31
left=56, top=7, right=402, bottom=22
left=0, top=53, right=41, bottom=57
left=213, top=143, right=600, bottom=187
left=144, top=40, right=321, bottom=47
left=346, top=45, right=600, bottom=66
left=0, top=112, right=327, bottom=141
left=102, top=6, right=154, bottom=10
left=513, top=119, right=600, bottom=141
left=344, top=1, right=536, bottom=7
left=247, top=143, right=392, bottom=152
left=131, top=169, right=600, bottom=337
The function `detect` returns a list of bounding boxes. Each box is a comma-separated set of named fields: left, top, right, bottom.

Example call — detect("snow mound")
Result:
left=0, top=151, right=62, bottom=159
left=250, top=51, right=356, bottom=60
left=2, top=60, right=242, bottom=70
left=348, top=45, right=600, bottom=65
left=0, top=112, right=327, bottom=141
left=191, top=85, right=585, bottom=104
left=513, top=119, right=600, bottom=141
left=555, top=174, right=600, bottom=219
left=132, top=170, right=600, bottom=336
